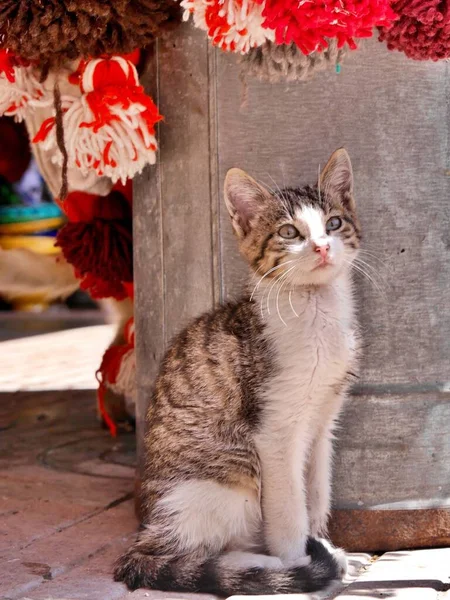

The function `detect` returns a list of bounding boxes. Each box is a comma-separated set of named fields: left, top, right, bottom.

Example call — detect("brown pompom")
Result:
left=0, top=0, right=180, bottom=69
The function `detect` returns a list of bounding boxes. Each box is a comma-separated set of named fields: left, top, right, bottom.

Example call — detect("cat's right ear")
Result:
left=224, top=169, right=269, bottom=238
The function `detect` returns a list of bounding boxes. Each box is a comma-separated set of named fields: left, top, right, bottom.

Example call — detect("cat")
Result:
left=115, top=148, right=361, bottom=596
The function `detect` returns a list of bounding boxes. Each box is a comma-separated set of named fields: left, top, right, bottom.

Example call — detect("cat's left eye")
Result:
left=326, top=217, right=342, bottom=232
left=278, top=224, right=300, bottom=239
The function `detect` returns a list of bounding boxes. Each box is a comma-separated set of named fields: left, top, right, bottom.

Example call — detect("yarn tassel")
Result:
left=77, top=272, right=130, bottom=301
left=56, top=218, right=133, bottom=283
left=96, top=318, right=135, bottom=436
left=55, top=185, right=133, bottom=301
left=97, top=382, right=118, bottom=437
left=0, top=50, right=49, bottom=121
left=33, top=56, right=162, bottom=184
left=181, top=0, right=274, bottom=53
left=379, top=0, right=450, bottom=61
left=240, top=38, right=346, bottom=82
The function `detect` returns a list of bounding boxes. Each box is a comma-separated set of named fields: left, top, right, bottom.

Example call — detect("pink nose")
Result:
left=313, top=242, right=330, bottom=259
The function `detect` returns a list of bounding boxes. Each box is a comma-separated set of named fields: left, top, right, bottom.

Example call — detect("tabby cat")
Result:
left=115, top=148, right=361, bottom=596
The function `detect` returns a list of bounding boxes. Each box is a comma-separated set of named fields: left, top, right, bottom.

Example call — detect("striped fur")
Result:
left=115, top=149, right=359, bottom=595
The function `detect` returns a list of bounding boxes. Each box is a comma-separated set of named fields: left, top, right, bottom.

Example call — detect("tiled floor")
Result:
left=0, top=327, right=449, bottom=600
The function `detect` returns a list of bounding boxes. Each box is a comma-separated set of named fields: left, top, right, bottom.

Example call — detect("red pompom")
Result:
left=379, top=0, right=450, bottom=61
left=34, top=56, right=162, bottom=183
left=259, top=0, right=397, bottom=54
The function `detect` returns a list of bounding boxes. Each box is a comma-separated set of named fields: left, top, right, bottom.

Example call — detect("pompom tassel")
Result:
left=56, top=184, right=133, bottom=301
left=181, top=0, right=274, bottom=53
left=379, top=0, right=450, bottom=61
left=259, top=0, right=397, bottom=55
left=33, top=56, right=162, bottom=183
left=240, top=39, right=346, bottom=82
left=0, top=0, right=180, bottom=71
left=97, top=318, right=135, bottom=436
left=56, top=218, right=133, bottom=283
left=78, top=272, right=130, bottom=301
left=96, top=383, right=118, bottom=437
left=0, top=50, right=49, bottom=121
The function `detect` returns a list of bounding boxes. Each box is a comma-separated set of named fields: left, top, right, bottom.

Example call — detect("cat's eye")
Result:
left=278, top=224, right=299, bottom=239
left=326, top=217, right=342, bottom=232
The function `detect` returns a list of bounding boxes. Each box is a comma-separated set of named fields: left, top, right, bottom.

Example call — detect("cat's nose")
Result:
left=312, top=241, right=330, bottom=259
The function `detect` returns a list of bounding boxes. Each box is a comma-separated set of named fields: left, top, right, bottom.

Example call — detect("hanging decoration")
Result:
left=0, top=50, right=50, bottom=121
left=55, top=181, right=133, bottom=301
left=183, top=0, right=396, bottom=83
left=0, top=0, right=180, bottom=71
left=240, top=38, right=346, bottom=83
left=259, top=0, right=397, bottom=54
left=378, top=0, right=450, bottom=61
left=182, top=0, right=396, bottom=55
left=0, top=2, right=176, bottom=435
left=181, top=0, right=274, bottom=53
left=33, top=56, right=162, bottom=186
left=97, top=316, right=136, bottom=436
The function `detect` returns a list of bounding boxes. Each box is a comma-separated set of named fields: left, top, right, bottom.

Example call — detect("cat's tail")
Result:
left=114, top=537, right=346, bottom=596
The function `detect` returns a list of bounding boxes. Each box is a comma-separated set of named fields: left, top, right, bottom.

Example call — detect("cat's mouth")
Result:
left=313, top=258, right=333, bottom=270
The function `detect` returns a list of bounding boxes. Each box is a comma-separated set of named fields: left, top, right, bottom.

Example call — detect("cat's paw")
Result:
left=315, top=537, right=348, bottom=578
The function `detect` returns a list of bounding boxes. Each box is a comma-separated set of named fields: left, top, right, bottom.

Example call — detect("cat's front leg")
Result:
left=307, top=400, right=344, bottom=538
left=256, top=433, right=310, bottom=567
left=307, top=428, right=334, bottom=537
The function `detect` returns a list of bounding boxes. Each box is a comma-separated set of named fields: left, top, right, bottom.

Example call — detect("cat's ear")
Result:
left=319, top=148, right=355, bottom=210
left=224, top=168, right=270, bottom=237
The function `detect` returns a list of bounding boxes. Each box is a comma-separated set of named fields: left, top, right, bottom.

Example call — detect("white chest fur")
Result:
left=255, top=274, right=356, bottom=440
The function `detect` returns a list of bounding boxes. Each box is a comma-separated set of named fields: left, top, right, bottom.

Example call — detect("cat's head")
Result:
left=224, top=149, right=360, bottom=287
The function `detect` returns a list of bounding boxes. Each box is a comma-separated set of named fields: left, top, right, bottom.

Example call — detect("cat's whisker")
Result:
left=317, top=164, right=322, bottom=204
left=266, top=264, right=293, bottom=315
left=266, top=173, right=291, bottom=216
left=262, top=258, right=303, bottom=317
left=255, top=255, right=309, bottom=306
left=360, top=244, right=395, bottom=263
left=254, top=176, right=277, bottom=197
left=259, top=263, right=294, bottom=319
left=347, top=260, right=379, bottom=288
left=357, top=249, right=387, bottom=263
left=353, top=257, right=389, bottom=286
left=346, top=259, right=386, bottom=297
left=250, top=259, right=297, bottom=301
left=356, top=249, right=391, bottom=272
left=288, top=289, right=299, bottom=318
left=275, top=264, right=299, bottom=326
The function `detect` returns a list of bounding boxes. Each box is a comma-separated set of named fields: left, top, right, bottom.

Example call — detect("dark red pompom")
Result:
left=77, top=272, right=129, bottom=301
left=56, top=183, right=133, bottom=290
left=56, top=217, right=133, bottom=283
left=379, top=0, right=450, bottom=61
left=55, top=183, right=133, bottom=301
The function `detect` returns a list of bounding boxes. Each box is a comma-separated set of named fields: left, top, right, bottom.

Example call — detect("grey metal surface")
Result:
left=134, top=27, right=450, bottom=507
